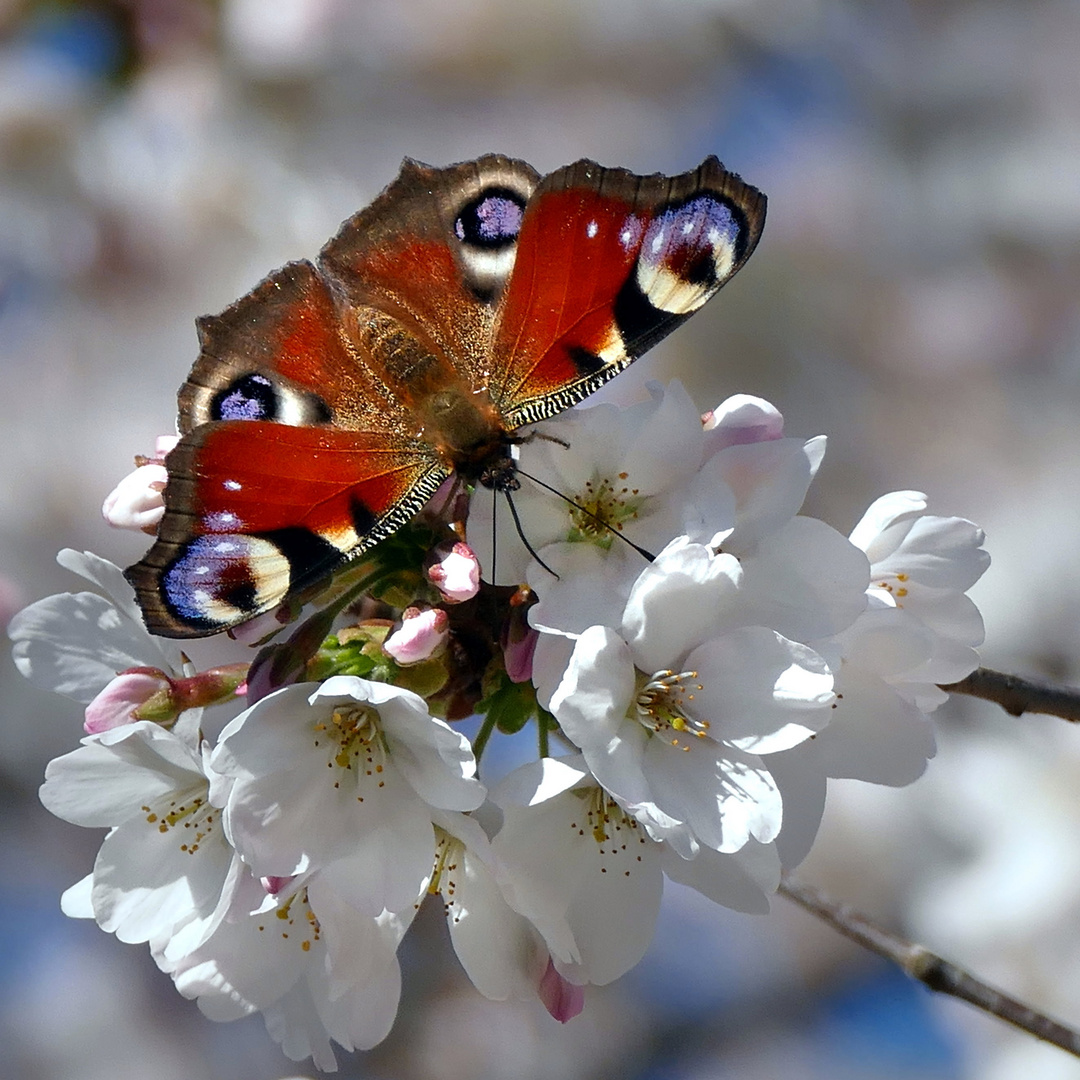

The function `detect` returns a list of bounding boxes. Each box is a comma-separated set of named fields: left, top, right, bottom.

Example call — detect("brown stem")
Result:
left=939, top=667, right=1080, bottom=722
left=779, top=875, right=1080, bottom=1057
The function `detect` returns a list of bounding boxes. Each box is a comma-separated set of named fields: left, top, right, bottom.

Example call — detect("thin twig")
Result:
left=940, top=666, right=1080, bottom=722
left=779, top=875, right=1080, bottom=1057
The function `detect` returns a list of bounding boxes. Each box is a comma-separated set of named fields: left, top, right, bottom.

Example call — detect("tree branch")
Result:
left=939, top=666, right=1080, bottom=722
left=779, top=875, right=1080, bottom=1057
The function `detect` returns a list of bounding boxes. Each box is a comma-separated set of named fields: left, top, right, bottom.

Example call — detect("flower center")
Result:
left=429, top=826, right=466, bottom=922
left=873, top=571, right=910, bottom=606
left=313, top=703, right=389, bottom=782
left=570, top=787, right=648, bottom=868
left=634, top=669, right=709, bottom=751
left=256, top=887, right=322, bottom=953
left=141, top=783, right=217, bottom=855
left=568, top=472, right=643, bottom=548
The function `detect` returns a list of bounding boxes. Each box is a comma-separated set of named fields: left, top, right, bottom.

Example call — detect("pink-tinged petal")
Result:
left=538, top=959, right=585, bottom=1022
left=428, top=543, right=481, bottom=602
left=504, top=624, right=539, bottom=683
left=101, top=463, right=168, bottom=533
left=383, top=607, right=448, bottom=665
left=702, top=394, right=785, bottom=447
left=84, top=669, right=171, bottom=733
left=155, top=434, right=180, bottom=457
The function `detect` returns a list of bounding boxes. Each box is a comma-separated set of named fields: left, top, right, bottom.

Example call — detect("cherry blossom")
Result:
left=210, top=676, right=484, bottom=914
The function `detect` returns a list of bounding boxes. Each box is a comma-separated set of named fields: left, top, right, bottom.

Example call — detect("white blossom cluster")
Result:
left=9, top=383, right=989, bottom=1071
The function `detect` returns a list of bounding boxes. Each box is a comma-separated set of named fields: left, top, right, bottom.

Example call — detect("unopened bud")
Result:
left=538, top=958, right=584, bottom=1023
left=383, top=607, right=449, bottom=665
left=85, top=668, right=172, bottom=733
left=427, top=542, right=481, bottom=603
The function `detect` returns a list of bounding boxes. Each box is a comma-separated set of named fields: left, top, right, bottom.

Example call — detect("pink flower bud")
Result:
left=383, top=607, right=449, bottom=665
left=84, top=669, right=172, bottom=733
left=702, top=394, right=785, bottom=450
left=102, top=463, right=168, bottom=533
left=101, top=436, right=180, bottom=533
left=261, top=875, right=296, bottom=896
left=504, top=624, right=538, bottom=684
left=538, top=959, right=585, bottom=1023
left=427, top=542, right=481, bottom=603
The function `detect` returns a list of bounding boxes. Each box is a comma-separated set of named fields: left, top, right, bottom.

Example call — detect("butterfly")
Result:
left=125, top=155, right=767, bottom=638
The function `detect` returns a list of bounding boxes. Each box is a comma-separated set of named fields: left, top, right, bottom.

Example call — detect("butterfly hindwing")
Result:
left=127, top=422, right=447, bottom=635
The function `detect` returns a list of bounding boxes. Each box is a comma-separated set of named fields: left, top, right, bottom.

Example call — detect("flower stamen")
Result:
left=314, top=704, right=389, bottom=785
left=634, top=669, right=709, bottom=751
left=567, top=474, right=643, bottom=547
left=429, top=827, right=465, bottom=921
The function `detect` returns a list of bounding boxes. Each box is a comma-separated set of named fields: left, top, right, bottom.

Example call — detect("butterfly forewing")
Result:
left=126, top=154, right=766, bottom=637
left=490, top=157, right=766, bottom=427
left=319, top=155, right=541, bottom=398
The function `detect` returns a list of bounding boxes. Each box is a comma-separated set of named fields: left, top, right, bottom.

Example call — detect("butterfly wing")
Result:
left=318, top=155, right=541, bottom=415
left=127, top=260, right=448, bottom=637
left=127, top=155, right=766, bottom=638
left=487, top=157, right=766, bottom=427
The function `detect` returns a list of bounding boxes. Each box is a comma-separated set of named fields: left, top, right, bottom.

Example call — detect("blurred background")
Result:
left=2, top=1, right=1080, bottom=1077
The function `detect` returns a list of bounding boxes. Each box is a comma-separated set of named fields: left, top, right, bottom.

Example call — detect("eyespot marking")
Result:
left=454, top=189, right=526, bottom=250
left=211, top=373, right=278, bottom=422
left=635, top=195, right=746, bottom=315
left=162, top=534, right=289, bottom=627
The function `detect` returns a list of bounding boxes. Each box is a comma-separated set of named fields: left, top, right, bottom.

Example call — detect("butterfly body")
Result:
left=127, top=155, right=766, bottom=637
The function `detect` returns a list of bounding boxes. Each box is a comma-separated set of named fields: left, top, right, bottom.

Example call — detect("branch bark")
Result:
left=940, top=667, right=1080, bottom=722
left=779, top=875, right=1080, bottom=1057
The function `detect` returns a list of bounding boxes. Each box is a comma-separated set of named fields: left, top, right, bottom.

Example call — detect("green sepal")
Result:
left=477, top=663, right=545, bottom=735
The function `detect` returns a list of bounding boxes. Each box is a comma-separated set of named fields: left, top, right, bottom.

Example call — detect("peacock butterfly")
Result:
left=125, top=155, right=766, bottom=638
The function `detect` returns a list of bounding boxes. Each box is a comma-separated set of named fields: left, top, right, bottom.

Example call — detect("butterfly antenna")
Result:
left=490, top=487, right=498, bottom=581
left=515, top=467, right=656, bottom=563
left=503, top=487, right=560, bottom=579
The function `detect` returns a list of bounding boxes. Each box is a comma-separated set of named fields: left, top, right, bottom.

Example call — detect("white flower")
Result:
left=39, top=721, right=242, bottom=958
left=468, top=382, right=737, bottom=620
left=766, top=493, right=990, bottom=866
left=546, top=538, right=835, bottom=859
left=491, top=756, right=780, bottom=988
left=810, top=492, right=989, bottom=779
left=9, top=550, right=186, bottom=707
left=164, top=868, right=409, bottom=1072
left=211, top=676, right=485, bottom=914
left=853, top=490, right=989, bottom=699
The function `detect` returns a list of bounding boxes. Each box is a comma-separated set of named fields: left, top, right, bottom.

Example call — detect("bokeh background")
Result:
left=2, top=1, right=1080, bottom=1077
